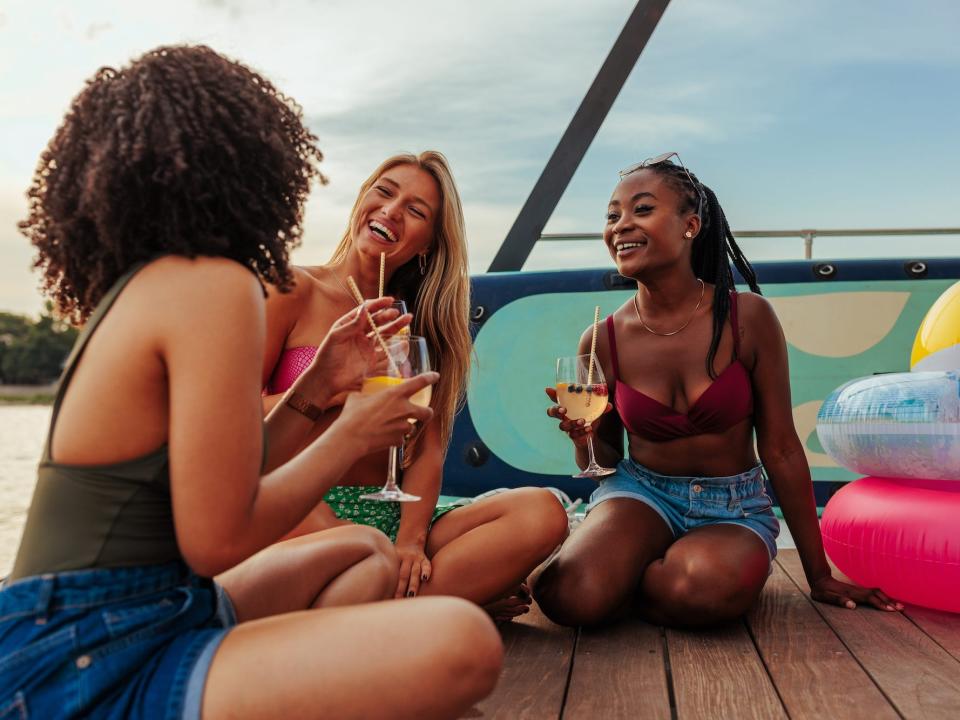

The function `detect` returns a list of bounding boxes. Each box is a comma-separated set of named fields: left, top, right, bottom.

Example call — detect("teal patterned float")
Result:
left=441, top=260, right=960, bottom=505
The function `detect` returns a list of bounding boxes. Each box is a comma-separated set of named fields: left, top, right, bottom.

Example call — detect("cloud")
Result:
left=0, top=0, right=958, bottom=312
left=84, top=21, right=112, bottom=40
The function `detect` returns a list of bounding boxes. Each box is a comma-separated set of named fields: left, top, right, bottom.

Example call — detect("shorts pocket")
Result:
left=0, top=692, right=27, bottom=720
left=102, top=596, right=178, bottom=639
left=0, top=624, right=77, bottom=677
left=740, top=490, right=774, bottom=517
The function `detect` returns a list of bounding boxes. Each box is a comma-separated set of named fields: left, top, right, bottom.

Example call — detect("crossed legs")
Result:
left=217, top=524, right=399, bottom=620
left=202, top=597, right=503, bottom=720
left=209, top=525, right=503, bottom=719
left=421, top=488, right=569, bottom=616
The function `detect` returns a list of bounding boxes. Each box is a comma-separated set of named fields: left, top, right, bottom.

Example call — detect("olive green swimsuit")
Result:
left=10, top=264, right=178, bottom=581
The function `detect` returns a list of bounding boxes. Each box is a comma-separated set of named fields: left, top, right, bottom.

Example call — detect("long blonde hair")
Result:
left=330, top=151, right=471, bottom=461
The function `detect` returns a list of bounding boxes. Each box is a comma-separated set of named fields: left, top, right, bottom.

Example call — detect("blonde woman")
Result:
left=263, top=152, right=569, bottom=619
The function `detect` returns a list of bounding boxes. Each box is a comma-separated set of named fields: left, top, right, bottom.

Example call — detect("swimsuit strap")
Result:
left=729, top=290, right=741, bottom=359
left=605, top=315, right=620, bottom=381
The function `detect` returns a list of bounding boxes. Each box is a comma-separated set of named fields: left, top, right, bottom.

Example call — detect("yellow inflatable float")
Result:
left=911, top=281, right=960, bottom=372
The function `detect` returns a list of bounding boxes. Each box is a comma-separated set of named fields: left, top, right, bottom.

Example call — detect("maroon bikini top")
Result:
left=607, top=291, right=753, bottom=442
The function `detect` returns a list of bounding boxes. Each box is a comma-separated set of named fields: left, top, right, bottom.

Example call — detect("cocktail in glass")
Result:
left=360, top=334, right=432, bottom=501
left=556, top=354, right=615, bottom=478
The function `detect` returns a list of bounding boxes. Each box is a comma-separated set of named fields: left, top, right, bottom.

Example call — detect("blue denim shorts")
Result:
left=586, top=458, right=780, bottom=561
left=0, top=562, right=236, bottom=720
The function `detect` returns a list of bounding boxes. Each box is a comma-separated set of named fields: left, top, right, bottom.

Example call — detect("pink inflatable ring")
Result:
left=821, top=476, right=960, bottom=613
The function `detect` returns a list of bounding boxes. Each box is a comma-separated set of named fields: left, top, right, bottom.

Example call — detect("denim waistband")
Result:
left=1, top=562, right=200, bottom=621
left=621, top=457, right=766, bottom=499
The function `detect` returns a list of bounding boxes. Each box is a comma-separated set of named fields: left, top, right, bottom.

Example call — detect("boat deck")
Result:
left=472, top=550, right=960, bottom=719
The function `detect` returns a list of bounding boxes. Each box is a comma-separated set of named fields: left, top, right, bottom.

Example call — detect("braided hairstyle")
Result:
left=19, top=45, right=326, bottom=323
left=647, top=163, right=761, bottom=377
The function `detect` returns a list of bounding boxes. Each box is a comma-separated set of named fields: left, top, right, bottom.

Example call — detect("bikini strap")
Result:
left=605, top=315, right=620, bottom=381
left=729, top=290, right=741, bottom=359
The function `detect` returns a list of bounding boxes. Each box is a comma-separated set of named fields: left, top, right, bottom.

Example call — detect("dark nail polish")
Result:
left=407, top=590, right=415, bottom=597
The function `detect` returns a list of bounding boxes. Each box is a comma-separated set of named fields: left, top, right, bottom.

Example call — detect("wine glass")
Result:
left=556, top=354, right=615, bottom=478
left=360, top=335, right=432, bottom=502
left=370, top=300, right=410, bottom=337
left=392, top=300, right=411, bottom=335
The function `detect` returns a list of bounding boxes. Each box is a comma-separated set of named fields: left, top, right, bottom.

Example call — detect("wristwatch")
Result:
left=284, top=391, right=324, bottom=421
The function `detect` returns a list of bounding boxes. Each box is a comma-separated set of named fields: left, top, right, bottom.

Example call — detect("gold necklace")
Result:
left=633, top=279, right=705, bottom=336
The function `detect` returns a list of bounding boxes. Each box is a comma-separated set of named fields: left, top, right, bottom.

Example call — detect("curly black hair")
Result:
left=18, top=45, right=326, bottom=322
left=648, top=163, right=761, bottom=377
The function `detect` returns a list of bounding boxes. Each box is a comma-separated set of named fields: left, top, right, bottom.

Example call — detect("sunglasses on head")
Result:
left=618, top=151, right=704, bottom=219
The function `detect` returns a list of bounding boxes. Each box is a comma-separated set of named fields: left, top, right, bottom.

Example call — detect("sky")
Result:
left=1, top=0, right=959, bottom=316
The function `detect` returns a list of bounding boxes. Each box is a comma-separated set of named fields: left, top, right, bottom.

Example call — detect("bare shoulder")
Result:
left=736, top=290, right=780, bottom=330
left=139, top=256, right=263, bottom=327
left=143, top=255, right=259, bottom=296
left=265, top=264, right=314, bottom=307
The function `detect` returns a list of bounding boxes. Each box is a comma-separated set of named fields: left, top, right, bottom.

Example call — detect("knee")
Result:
left=346, top=525, right=396, bottom=560
left=346, top=526, right=398, bottom=594
left=429, top=598, right=503, bottom=700
left=648, top=558, right=760, bottom=627
left=532, top=558, right=618, bottom=627
left=509, top=488, right=570, bottom=554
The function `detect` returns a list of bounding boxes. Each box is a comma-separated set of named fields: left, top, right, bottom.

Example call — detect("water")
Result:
left=0, top=405, right=49, bottom=576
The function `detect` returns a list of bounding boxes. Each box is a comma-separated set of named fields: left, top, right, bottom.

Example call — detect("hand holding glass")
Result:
left=360, top=335, right=432, bottom=502
left=556, top=354, right=616, bottom=478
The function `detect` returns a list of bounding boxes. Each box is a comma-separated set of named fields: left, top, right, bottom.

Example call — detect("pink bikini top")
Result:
left=607, top=291, right=753, bottom=442
left=265, top=346, right=317, bottom=394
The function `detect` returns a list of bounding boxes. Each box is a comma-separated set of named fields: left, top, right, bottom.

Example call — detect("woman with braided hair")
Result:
left=535, top=153, right=901, bottom=628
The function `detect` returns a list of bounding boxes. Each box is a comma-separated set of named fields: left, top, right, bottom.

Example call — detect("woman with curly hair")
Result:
left=1, top=46, right=501, bottom=719
left=261, top=152, right=569, bottom=620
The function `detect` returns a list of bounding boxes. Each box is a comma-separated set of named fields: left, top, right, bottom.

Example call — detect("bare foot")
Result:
left=484, top=583, right=531, bottom=623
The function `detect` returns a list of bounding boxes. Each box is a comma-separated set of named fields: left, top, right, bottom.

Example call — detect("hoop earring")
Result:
left=418, top=254, right=427, bottom=276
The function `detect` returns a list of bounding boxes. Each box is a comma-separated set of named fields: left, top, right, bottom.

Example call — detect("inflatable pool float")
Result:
left=816, top=370, right=960, bottom=481
left=911, top=280, right=960, bottom=372
left=821, top=476, right=960, bottom=613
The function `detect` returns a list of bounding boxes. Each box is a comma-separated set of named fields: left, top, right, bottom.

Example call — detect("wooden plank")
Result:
left=779, top=550, right=960, bottom=719
left=468, top=605, right=575, bottom=720
left=904, top=605, right=960, bottom=663
left=747, top=561, right=897, bottom=719
left=816, top=550, right=960, bottom=663
left=564, top=617, right=671, bottom=720
left=667, top=621, right=787, bottom=720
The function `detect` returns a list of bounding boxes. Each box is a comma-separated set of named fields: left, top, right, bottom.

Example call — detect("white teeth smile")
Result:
left=369, top=221, right=397, bottom=243
left=616, top=241, right=646, bottom=255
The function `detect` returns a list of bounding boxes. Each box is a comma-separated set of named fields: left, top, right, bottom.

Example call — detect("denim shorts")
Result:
left=0, top=562, right=236, bottom=720
left=586, top=458, right=780, bottom=561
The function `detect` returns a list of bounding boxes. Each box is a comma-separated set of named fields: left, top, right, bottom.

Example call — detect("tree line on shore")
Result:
left=0, top=307, right=77, bottom=385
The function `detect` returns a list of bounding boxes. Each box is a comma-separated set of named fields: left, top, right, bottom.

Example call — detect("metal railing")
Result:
left=538, top=227, right=960, bottom=260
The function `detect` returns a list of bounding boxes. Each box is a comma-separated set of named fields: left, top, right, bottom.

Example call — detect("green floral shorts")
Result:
left=322, top=486, right=459, bottom=543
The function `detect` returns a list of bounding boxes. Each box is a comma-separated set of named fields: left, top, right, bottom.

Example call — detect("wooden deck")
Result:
left=469, top=550, right=960, bottom=719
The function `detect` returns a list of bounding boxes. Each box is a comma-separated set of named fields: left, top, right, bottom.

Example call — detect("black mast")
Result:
left=487, top=0, right=671, bottom=272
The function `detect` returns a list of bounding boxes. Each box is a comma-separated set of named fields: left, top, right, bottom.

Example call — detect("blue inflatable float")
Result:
left=816, top=370, right=960, bottom=482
